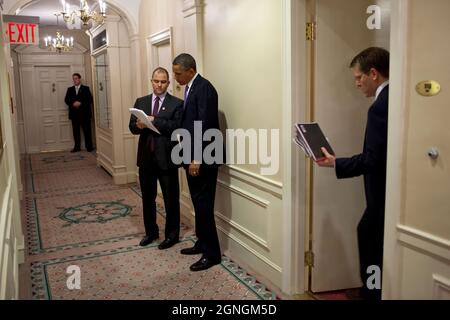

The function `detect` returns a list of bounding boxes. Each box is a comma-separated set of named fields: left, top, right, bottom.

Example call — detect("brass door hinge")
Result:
left=306, top=22, right=316, bottom=41
left=305, top=251, right=315, bottom=267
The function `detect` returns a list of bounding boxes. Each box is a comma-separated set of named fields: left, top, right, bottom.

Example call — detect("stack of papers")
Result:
left=129, top=108, right=161, bottom=134
left=293, top=123, right=335, bottom=161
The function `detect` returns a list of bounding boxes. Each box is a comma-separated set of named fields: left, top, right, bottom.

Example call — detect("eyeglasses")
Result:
left=152, top=80, right=168, bottom=85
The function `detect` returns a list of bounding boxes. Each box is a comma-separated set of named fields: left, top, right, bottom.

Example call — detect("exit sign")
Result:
left=3, top=15, right=39, bottom=45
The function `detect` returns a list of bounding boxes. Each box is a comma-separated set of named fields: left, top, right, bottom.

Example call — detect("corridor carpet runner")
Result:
left=31, top=240, right=276, bottom=300
left=22, top=151, right=278, bottom=300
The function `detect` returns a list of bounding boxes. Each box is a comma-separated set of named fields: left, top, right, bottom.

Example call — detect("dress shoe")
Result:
left=71, top=148, right=81, bottom=153
left=180, top=246, right=202, bottom=255
left=139, top=235, right=159, bottom=247
left=189, top=256, right=221, bottom=272
left=158, top=238, right=179, bottom=250
left=86, top=148, right=94, bottom=152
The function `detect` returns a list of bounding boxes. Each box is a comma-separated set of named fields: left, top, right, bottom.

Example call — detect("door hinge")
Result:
left=305, top=251, right=315, bottom=267
left=306, top=22, right=316, bottom=41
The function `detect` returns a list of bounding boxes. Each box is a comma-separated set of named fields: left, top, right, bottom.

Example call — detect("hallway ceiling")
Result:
left=15, top=0, right=102, bottom=28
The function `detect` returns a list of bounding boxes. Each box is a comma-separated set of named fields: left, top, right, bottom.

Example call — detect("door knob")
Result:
left=428, top=148, right=439, bottom=160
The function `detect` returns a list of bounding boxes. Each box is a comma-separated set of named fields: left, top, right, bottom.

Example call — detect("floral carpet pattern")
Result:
left=23, top=151, right=278, bottom=300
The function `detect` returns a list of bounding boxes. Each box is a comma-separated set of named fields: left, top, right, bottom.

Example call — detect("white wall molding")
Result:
left=397, top=225, right=450, bottom=261
left=146, top=27, right=174, bottom=92
left=183, top=0, right=204, bottom=18
left=148, top=28, right=172, bottom=46
left=218, top=224, right=282, bottom=274
left=123, top=133, right=135, bottom=139
left=221, top=165, right=283, bottom=198
left=215, top=210, right=269, bottom=250
left=181, top=191, right=192, bottom=201
left=96, top=150, right=113, bottom=169
left=217, top=179, right=270, bottom=208
left=432, top=274, right=450, bottom=300
left=14, top=42, right=88, bottom=55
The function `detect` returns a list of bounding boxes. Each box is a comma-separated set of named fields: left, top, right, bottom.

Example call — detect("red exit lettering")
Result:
left=5, top=22, right=38, bottom=45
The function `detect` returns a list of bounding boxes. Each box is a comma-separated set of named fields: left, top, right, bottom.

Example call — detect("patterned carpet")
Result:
left=22, top=151, right=278, bottom=300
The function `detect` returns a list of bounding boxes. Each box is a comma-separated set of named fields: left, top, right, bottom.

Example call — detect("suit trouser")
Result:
left=72, top=117, right=93, bottom=150
left=139, top=164, right=180, bottom=240
left=186, top=166, right=221, bottom=261
left=357, top=208, right=385, bottom=300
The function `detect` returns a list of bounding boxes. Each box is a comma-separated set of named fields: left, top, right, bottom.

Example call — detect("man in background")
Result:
left=129, top=67, right=183, bottom=250
left=317, top=47, right=390, bottom=300
left=64, top=73, right=94, bottom=152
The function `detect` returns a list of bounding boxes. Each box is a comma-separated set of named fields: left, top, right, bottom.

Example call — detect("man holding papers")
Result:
left=129, top=67, right=183, bottom=250
left=316, top=47, right=390, bottom=300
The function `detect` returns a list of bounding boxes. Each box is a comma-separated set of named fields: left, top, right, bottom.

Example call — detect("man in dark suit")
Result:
left=64, top=73, right=94, bottom=152
left=317, top=47, right=390, bottom=300
left=173, top=53, right=223, bottom=272
left=129, top=67, right=183, bottom=250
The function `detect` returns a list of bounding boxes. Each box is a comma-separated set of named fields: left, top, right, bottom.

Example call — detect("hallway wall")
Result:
left=383, top=0, right=450, bottom=299
left=0, top=12, right=25, bottom=300
left=138, top=0, right=285, bottom=289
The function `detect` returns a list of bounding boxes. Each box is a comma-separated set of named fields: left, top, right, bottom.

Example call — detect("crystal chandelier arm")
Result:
left=60, top=0, right=107, bottom=27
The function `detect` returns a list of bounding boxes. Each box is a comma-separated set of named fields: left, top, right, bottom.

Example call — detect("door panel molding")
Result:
left=397, top=225, right=450, bottom=262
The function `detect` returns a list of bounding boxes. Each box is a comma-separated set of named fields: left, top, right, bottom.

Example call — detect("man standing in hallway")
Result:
left=64, top=73, right=94, bottom=152
left=173, top=53, right=223, bottom=272
left=316, top=47, right=389, bottom=300
left=129, top=67, right=183, bottom=250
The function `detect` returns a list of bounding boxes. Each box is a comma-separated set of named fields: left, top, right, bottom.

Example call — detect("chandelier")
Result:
left=61, top=0, right=107, bottom=27
left=44, top=14, right=74, bottom=54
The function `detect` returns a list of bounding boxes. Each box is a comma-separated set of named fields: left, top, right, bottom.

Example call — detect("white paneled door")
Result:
left=308, top=0, right=391, bottom=293
left=35, top=66, right=73, bottom=152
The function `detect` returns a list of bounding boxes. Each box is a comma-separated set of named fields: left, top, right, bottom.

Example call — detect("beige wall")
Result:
left=0, top=12, right=25, bottom=299
left=137, top=0, right=286, bottom=290
left=403, top=0, right=450, bottom=239
left=139, top=0, right=185, bottom=96
left=139, top=0, right=283, bottom=182
left=203, top=0, right=283, bottom=182
left=383, top=0, right=450, bottom=300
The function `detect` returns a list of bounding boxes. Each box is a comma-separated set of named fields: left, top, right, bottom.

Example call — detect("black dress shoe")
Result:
left=139, top=235, right=158, bottom=247
left=158, top=238, right=179, bottom=250
left=190, top=256, right=221, bottom=272
left=71, top=148, right=81, bottom=153
left=180, top=246, right=202, bottom=255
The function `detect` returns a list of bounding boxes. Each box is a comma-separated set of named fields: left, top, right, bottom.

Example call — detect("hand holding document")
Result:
left=293, top=123, right=335, bottom=161
left=129, top=108, right=161, bottom=134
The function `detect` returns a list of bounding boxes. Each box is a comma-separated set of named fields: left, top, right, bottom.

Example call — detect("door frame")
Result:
left=14, top=44, right=88, bottom=153
left=283, top=0, right=403, bottom=296
left=281, top=0, right=308, bottom=295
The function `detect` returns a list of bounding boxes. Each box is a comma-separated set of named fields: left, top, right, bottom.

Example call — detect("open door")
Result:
left=305, top=0, right=391, bottom=293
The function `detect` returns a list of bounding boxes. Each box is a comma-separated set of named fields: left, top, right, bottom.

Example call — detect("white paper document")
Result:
left=129, top=108, right=161, bottom=134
